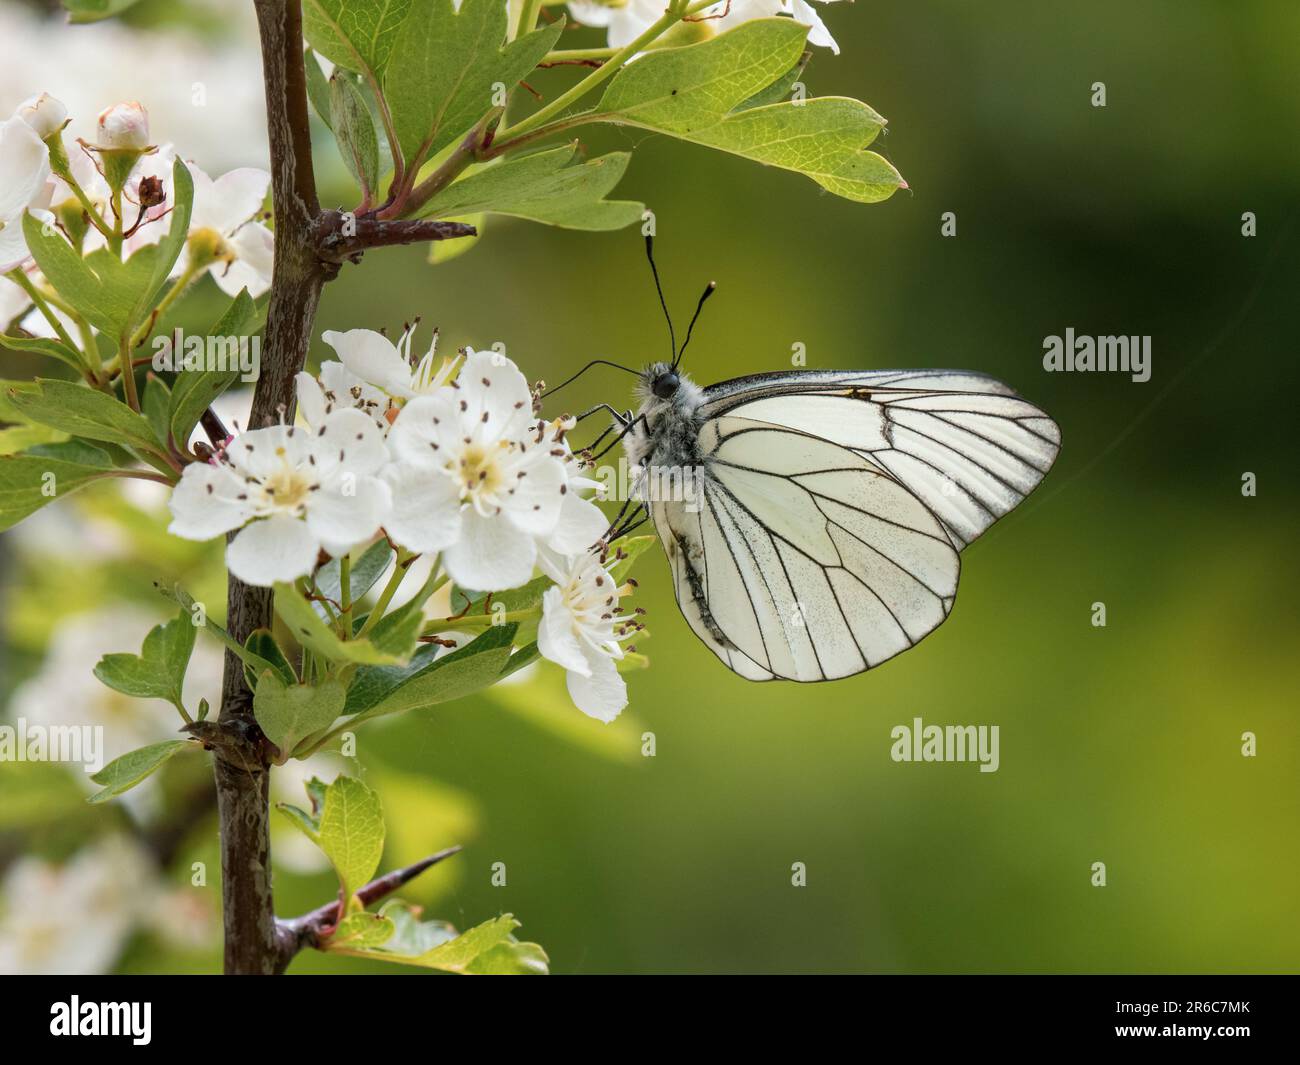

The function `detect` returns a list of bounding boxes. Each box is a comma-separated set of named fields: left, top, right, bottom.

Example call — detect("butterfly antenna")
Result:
left=644, top=234, right=676, bottom=363
left=673, top=281, right=716, bottom=370
left=542, top=358, right=641, bottom=399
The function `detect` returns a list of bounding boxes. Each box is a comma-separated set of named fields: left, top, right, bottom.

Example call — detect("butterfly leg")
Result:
left=589, top=414, right=648, bottom=463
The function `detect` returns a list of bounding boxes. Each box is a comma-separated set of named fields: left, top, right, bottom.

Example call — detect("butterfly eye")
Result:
left=651, top=372, right=680, bottom=399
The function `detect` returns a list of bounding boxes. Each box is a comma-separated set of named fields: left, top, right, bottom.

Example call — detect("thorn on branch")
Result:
left=312, top=211, right=478, bottom=266
left=273, top=846, right=463, bottom=971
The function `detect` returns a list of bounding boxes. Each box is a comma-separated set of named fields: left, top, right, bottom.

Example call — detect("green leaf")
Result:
left=598, top=20, right=904, bottom=203
left=22, top=159, right=195, bottom=337
left=420, top=145, right=643, bottom=231
left=324, top=903, right=545, bottom=973
left=0, top=439, right=116, bottom=531
left=253, top=671, right=346, bottom=757
left=304, top=0, right=415, bottom=81
left=61, top=0, right=144, bottom=24
left=737, top=48, right=811, bottom=111
left=167, top=288, right=257, bottom=451
left=465, top=936, right=550, bottom=974
left=92, top=608, right=196, bottom=713
left=448, top=574, right=549, bottom=619
left=305, top=48, right=335, bottom=129
left=384, top=0, right=563, bottom=165
left=141, top=374, right=171, bottom=445
left=0, top=334, right=87, bottom=373
left=314, top=539, right=394, bottom=620
left=0, top=423, right=68, bottom=456
left=274, top=582, right=408, bottom=665
left=156, top=582, right=284, bottom=678
left=279, top=775, right=385, bottom=901
left=243, top=628, right=298, bottom=690
left=7, top=379, right=163, bottom=456
left=344, top=622, right=518, bottom=723
left=87, top=740, right=195, bottom=804
left=330, top=911, right=399, bottom=949
left=330, top=72, right=381, bottom=196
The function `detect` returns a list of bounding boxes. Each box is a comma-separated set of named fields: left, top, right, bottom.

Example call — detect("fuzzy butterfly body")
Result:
left=622, top=363, right=1061, bottom=683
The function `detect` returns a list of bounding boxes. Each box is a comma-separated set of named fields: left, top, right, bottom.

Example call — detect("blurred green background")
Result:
left=2, top=0, right=1298, bottom=973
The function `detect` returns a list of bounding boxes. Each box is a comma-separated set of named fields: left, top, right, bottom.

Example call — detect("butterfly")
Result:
left=558, top=238, right=1061, bottom=682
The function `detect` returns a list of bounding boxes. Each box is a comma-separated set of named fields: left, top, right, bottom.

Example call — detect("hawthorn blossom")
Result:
left=95, top=100, right=150, bottom=150
left=295, top=360, right=391, bottom=428
left=535, top=416, right=610, bottom=556
left=167, top=408, right=391, bottom=586
left=382, top=348, right=569, bottom=590
left=0, top=115, right=51, bottom=272
left=568, top=0, right=841, bottom=53
left=179, top=161, right=274, bottom=297
left=538, top=550, right=638, bottom=722
left=14, top=91, right=67, bottom=139
left=322, top=324, right=461, bottom=405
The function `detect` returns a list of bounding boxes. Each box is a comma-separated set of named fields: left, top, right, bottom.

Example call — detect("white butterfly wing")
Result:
left=700, top=370, right=1062, bottom=547
left=651, top=416, right=961, bottom=682
left=650, top=369, right=1058, bottom=681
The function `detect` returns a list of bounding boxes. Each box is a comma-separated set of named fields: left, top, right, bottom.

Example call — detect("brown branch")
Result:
left=213, top=0, right=330, bottom=976
left=272, top=847, right=463, bottom=972
left=312, top=212, right=478, bottom=266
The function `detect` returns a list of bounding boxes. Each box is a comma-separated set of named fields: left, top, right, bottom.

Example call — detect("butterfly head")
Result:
left=647, top=362, right=680, bottom=400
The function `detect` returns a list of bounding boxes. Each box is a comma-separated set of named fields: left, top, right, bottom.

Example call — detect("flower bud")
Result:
left=95, top=101, right=151, bottom=150
left=14, top=92, right=67, bottom=140
left=137, top=175, right=166, bottom=210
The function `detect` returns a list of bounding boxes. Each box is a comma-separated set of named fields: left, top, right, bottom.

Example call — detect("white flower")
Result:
left=0, top=115, right=52, bottom=272
left=167, top=408, right=391, bottom=587
left=0, top=836, right=155, bottom=975
left=535, top=416, right=610, bottom=556
left=95, top=100, right=150, bottom=149
left=568, top=0, right=840, bottom=53
left=322, top=324, right=460, bottom=404
left=382, top=348, right=567, bottom=590
left=538, top=550, right=637, bottom=722
left=295, top=360, right=393, bottom=429
left=14, top=91, right=67, bottom=139
left=180, top=161, right=274, bottom=297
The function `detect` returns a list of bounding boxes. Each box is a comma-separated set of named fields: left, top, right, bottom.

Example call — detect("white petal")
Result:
left=381, top=463, right=462, bottom=554
left=566, top=647, right=627, bottom=723
left=295, top=371, right=327, bottom=427
left=443, top=508, right=537, bottom=591
left=313, top=406, right=389, bottom=475
left=226, top=513, right=320, bottom=586
left=791, top=0, right=839, bottom=52
left=208, top=168, right=270, bottom=233
left=167, top=462, right=252, bottom=540
left=547, top=492, right=607, bottom=555
left=306, top=475, right=390, bottom=556
left=538, top=586, right=591, bottom=676
left=324, top=328, right=413, bottom=397
left=566, top=1, right=616, bottom=28
left=387, top=392, right=460, bottom=471
left=216, top=223, right=274, bottom=297
left=457, top=348, right=534, bottom=441
left=503, top=453, right=565, bottom=536
left=226, top=423, right=310, bottom=481
left=0, top=118, right=49, bottom=219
